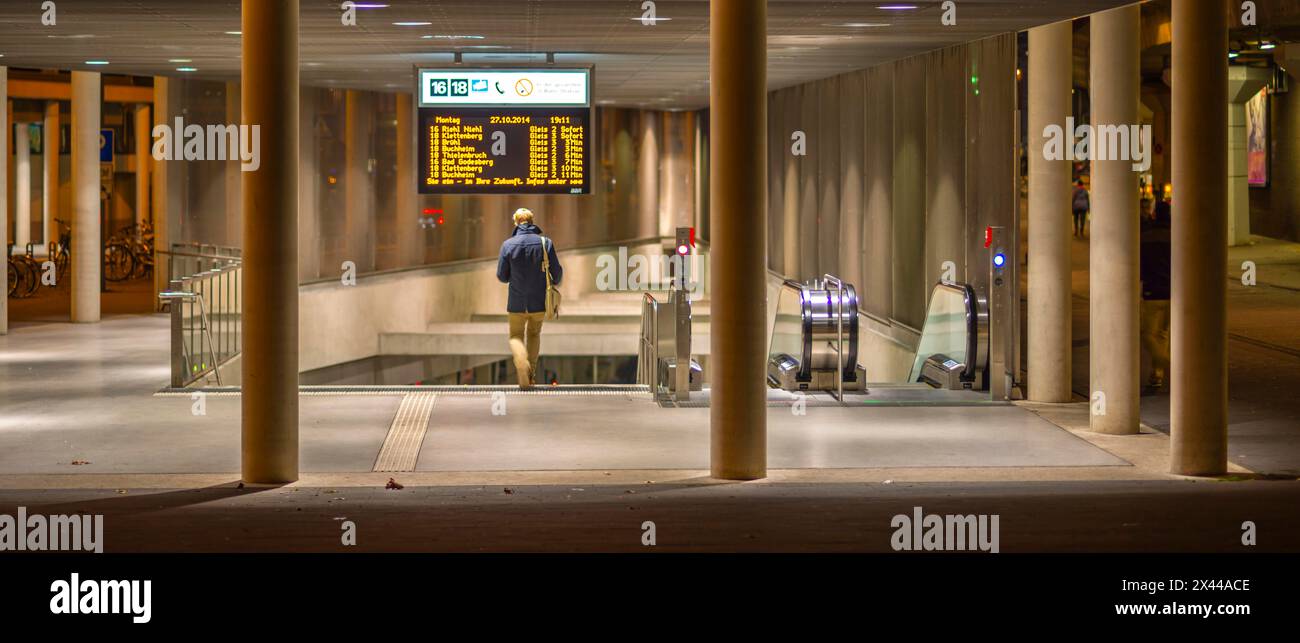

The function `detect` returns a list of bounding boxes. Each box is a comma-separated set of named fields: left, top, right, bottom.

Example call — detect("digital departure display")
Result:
left=416, top=67, right=592, bottom=195
left=418, top=107, right=590, bottom=194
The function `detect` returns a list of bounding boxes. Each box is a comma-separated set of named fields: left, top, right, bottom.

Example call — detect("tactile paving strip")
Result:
left=373, top=392, right=437, bottom=472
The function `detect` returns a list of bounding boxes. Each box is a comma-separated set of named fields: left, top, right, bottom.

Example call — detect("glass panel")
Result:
left=908, top=285, right=971, bottom=382
left=768, top=284, right=804, bottom=369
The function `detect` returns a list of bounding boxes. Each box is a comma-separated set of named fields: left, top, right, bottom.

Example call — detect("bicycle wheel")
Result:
left=104, top=243, right=135, bottom=282
left=22, top=259, right=41, bottom=297
left=6, top=259, right=17, bottom=297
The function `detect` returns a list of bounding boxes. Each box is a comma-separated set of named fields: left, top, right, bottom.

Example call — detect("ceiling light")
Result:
left=352, top=3, right=389, bottom=7
left=1260, top=42, right=1276, bottom=50
left=225, top=31, right=242, bottom=35
left=176, top=67, right=197, bottom=72
left=629, top=17, right=672, bottom=22
left=877, top=4, right=918, bottom=9
left=168, top=58, right=192, bottom=63
left=85, top=60, right=110, bottom=65
left=1228, top=51, right=1239, bottom=59
left=392, top=21, right=432, bottom=26
left=423, top=34, right=485, bottom=39
left=833, top=22, right=890, bottom=27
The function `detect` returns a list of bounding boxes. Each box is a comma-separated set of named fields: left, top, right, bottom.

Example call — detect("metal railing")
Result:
left=167, top=242, right=241, bottom=284
left=637, top=293, right=660, bottom=391
left=822, top=273, right=847, bottom=403
left=159, top=246, right=242, bottom=388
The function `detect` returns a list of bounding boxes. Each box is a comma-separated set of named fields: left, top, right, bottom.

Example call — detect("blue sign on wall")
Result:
left=99, top=128, right=114, bottom=163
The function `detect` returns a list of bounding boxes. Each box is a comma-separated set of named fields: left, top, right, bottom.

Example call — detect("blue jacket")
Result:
left=496, top=223, right=563, bottom=314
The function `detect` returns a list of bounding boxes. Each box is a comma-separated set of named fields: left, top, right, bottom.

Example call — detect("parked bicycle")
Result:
left=104, top=221, right=154, bottom=282
left=6, top=243, right=43, bottom=298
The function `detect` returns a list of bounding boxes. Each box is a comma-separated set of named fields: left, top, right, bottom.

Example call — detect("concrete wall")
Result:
left=1249, top=82, right=1300, bottom=242
left=298, top=239, right=696, bottom=371
left=766, top=33, right=1018, bottom=332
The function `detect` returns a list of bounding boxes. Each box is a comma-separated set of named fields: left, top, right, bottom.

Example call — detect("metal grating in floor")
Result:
left=373, top=393, right=438, bottom=473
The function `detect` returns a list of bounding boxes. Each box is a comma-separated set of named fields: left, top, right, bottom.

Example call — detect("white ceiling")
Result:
left=0, top=0, right=1137, bottom=108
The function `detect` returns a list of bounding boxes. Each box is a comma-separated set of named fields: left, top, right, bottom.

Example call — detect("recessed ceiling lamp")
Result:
left=352, top=3, right=389, bottom=7
left=1260, top=42, right=1276, bottom=50
left=85, top=60, right=110, bottom=65
left=1228, top=51, right=1239, bottom=59
left=225, top=31, right=242, bottom=35
left=877, top=4, right=918, bottom=9
left=832, top=22, right=891, bottom=27
left=176, top=67, right=198, bottom=72
left=422, top=34, right=485, bottom=39
left=629, top=17, right=672, bottom=22
left=168, top=58, right=192, bottom=63
left=393, top=21, right=432, bottom=26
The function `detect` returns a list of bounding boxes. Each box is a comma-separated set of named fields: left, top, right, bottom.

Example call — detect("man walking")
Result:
left=496, top=208, right=563, bottom=388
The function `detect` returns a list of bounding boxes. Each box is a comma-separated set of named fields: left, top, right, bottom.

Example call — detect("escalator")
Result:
left=768, top=275, right=1006, bottom=401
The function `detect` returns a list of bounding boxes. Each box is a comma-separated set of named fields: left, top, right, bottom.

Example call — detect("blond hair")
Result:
left=512, top=208, right=535, bottom=226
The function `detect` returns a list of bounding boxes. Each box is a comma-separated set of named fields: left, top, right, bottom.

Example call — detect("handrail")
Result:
left=638, top=293, right=659, bottom=393
left=823, top=274, right=846, bottom=403
left=160, top=253, right=242, bottom=388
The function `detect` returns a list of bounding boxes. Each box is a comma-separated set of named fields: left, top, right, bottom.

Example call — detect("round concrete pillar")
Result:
left=70, top=71, right=101, bottom=323
left=241, top=0, right=299, bottom=483
left=1170, top=0, right=1228, bottom=475
left=1088, top=6, right=1140, bottom=434
left=44, top=101, right=59, bottom=246
left=1026, top=20, right=1074, bottom=403
left=134, top=104, right=150, bottom=231
left=709, top=0, right=768, bottom=480
left=15, top=122, right=32, bottom=253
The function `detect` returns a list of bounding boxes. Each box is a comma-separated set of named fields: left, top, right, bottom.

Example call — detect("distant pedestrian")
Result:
left=1140, top=201, right=1172, bottom=394
left=496, top=208, right=563, bottom=389
left=1072, top=179, right=1090, bottom=238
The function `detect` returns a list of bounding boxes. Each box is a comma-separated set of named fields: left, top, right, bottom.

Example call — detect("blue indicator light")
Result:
left=993, top=253, right=1006, bottom=268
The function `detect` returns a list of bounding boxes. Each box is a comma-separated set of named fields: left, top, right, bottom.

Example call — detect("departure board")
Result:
left=418, top=107, right=590, bottom=194
left=415, top=67, right=593, bottom=195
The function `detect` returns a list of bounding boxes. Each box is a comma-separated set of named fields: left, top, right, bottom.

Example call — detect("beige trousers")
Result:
left=508, top=312, right=545, bottom=386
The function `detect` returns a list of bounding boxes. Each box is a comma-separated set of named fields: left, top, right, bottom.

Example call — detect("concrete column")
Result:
left=133, top=104, right=150, bottom=230
left=1171, top=0, right=1228, bottom=475
left=344, top=90, right=374, bottom=272
left=395, top=92, right=417, bottom=268
left=710, top=0, right=767, bottom=480
left=1, top=70, right=8, bottom=335
left=637, top=112, right=660, bottom=239
left=1026, top=21, right=1074, bottom=403
left=781, top=103, right=800, bottom=278
left=43, top=101, right=59, bottom=247
left=297, top=86, right=320, bottom=281
left=152, top=76, right=184, bottom=301
left=1088, top=6, right=1140, bottom=434
left=14, top=122, right=31, bottom=254
left=1226, top=67, right=1270, bottom=247
left=71, top=71, right=101, bottom=323
left=225, top=81, right=242, bottom=247
left=658, top=111, right=693, bottom=238
left=241, top=0, right=299, bottom=483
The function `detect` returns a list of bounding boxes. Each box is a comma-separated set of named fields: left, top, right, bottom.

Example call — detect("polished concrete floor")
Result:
left=1061, top=233, right=1300, bottom=475
left=1, top=314, right=1123, bottom=474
